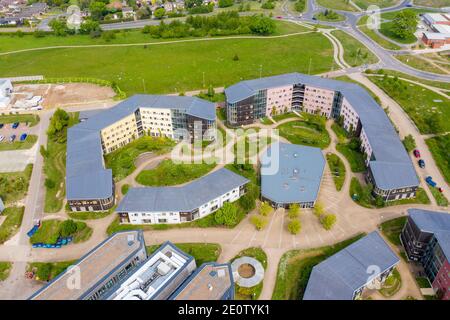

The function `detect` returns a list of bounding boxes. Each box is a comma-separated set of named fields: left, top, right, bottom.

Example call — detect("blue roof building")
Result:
left=303, top=231, right=400, bottom=300
left=260, top=142, right=325, bottom=208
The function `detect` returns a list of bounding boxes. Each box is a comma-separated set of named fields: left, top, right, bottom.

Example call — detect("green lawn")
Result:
left=43, top=112, right=79, bottom=213
left=331, top=30, right=379, bottom=67
left=413, top=0, right=450, bottom=7
left=146, top=243, right=221, bottom=266
left=135, top=159, right=216, bottom=186
left=415, top=277, right=431, bottom=288
left=0, top=207, right=24, bottom=244
left=314, top=12, right=345, bottom=22
left=396, top=54, right=448, bottom=76
left=336, top=139, right=366, bottom=173
left=0, top=164, right=33, bottom=205
left=331, top=122, right=349, bottom=143
left=370, top=70, right=450, bottom=91
left=272, top=233, right=365, bottom=300
left=0, top=114, right=40, bottom=127
left=104, top=136, right=175, bottom=181
left=358, top=25, right=402, bottom=50
left=380, top=216, right=406, bottom=246
left=0, top=262, right=12, bottom=281
left=29, top=219, right=92, bottom=244
left=379, top=268, right=402, bottom=297
left=0, top=134, right=37, bottom=151
left=354, top=0, right=399, bottom=9
left=0, top=32, right=335, bottom=96
left=326, top=153, right=346, bottom=191
left=379, top=21, right=417, bottom=44
left=370, top=76, right=450, bottom=134
left=428, top=185, right=449, bottom=207
left=28, top=261, right=76, bottom=282
left=380, top=8, right=430, bottom=20
left=426, top=134, right=450, bottom=184
left=271, top=112, right=300, bottom=123
left=231, top=247, right=267, bottom=300
left=277, top=114, right=330, bottom=149
left=316, top=0, right=357, bottom=11
left=121, top=184, right=130, bottom=195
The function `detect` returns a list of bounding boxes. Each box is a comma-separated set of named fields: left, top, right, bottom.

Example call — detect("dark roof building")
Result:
left=303, top=231, right=400, bottom=300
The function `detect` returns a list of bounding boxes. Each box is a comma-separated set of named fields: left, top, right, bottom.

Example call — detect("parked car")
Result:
left=406, top=3, right=412, bottom=7
left=20, top=133, right=28, bottom=141
left=0, top=123, right=3, bottom=129
left=0, top=135, right=4, bottom=142
left=425, top=176, right=436, bottom=187
left=276, top=16, right=283, bottom=19
left=312, top=16, right=317, bottom=20
left=11, top=122, right=19, bottom=129
left=418, top=159, right=425, bottom=168
left=438, top=187, right=444, bottom=193
left=9, top=134, right=16, bottom=142
left=413, top=149, right=420, bottom=158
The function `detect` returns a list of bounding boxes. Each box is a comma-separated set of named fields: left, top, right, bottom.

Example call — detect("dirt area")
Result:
left=238, top=264, right=256, bottom=279
left=12, top=83, right=116, bottom=109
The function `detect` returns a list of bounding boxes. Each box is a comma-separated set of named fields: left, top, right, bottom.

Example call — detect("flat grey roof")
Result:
left=116, top=168, right=249, bottom=212
left=225, top=73, right=419, bottom=190
left=29, top=231, right=145, bottom=300
left=408, top=208, right=450, bottom=260
left=261, top=142, right=325, bottom=204
left=303, top=231, right=400, bottom=300
left=66, top=95, right=215, bottom=201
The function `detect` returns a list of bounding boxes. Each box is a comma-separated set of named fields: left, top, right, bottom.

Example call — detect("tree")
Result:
left=261, top=1, right=275, bottom=9
left=249, top=15, right=276, bottom=35
left=313, top=201, right=325, bottom=217
left=218, top=0, right=234, bottom=8
left=259, top=202, right=273, bottom=216
left=251, top=215, right=268, bottom=230
left=89, top=1, right=107, bottom=21
left=60, top=219, right=78, bottom=237
left=47, top=108, right=70, bottom=142
left=320, top=214, right=336, bottom=230
left=233, top=53, right=239, bottom=61
left=288, top=203, right=300, bottom=219
left=154, top=7, right=166, bottom=19
left=49, top=19, right=68, bottom=36
left=287, top=219, right=301, bottom=234
left=402, top=134, right=416, bottom=152
left=214, top=202, right=238, bottom=226
left=294, top=0, right=305, bottom=12
left=44, top=178, right=55, bottom=189
left=207, top=85, right=215, bottom=98
left=391, top=10, right=418, bottom=40
left=427, top=113, right=444, bottom=134
left=185, top=0, right=203, bottom=8
left=79, top=19, right=100, bottom=35
left=136, top=6, right=152, bottom=20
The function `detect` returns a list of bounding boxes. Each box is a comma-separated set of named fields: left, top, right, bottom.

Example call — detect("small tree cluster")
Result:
left=250, top=214, right=268, bottom=230
left=214, top=202, right=239, bottom=227
left=259, top=202, right=273, bottom=216
left=313, top=202, right=337, bottom=230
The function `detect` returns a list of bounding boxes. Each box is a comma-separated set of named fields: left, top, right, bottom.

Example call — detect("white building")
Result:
left=116, top=168, right=249, bottom=225
left=0, top=79, right=13, bottom=109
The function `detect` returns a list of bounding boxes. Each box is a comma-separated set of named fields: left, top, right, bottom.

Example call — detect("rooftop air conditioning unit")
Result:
left=157, top=262, right=171, bottom=275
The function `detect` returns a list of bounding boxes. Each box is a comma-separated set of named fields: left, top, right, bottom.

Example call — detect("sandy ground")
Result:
left=12, top=83, right=116, bottom=109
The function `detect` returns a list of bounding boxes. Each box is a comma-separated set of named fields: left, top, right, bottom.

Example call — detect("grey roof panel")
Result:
left=303, top=231, right=400, bottom=300
left=116, top=168, right=249, bottom=212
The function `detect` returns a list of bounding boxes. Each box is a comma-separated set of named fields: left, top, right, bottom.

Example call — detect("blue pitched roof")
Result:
left=408, top=208, right=450, bottom=260
left=303, top=231, right=400, bottom=300
left=225, top=73, right=419, bottom=191
left=261, top=142, right=325, bottom=204
left=66, top=95, right=215, bottom=200
left=116, top=168, right=249, bottom=212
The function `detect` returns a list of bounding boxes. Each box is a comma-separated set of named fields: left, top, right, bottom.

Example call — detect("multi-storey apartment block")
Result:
left=303, top=231, right=400, bottom=300
left=29, top=233, right=235, bottom=300
left=224, top=73, right=419, bottom=201
left=400, top=209, right=450, bottom=300
left=66, top=95, right=216, bottom=212
left=115, top=168, right=249, bottom=225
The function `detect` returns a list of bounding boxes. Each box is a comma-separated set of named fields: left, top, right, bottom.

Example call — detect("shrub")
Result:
left=44, top=178, right=55, bottom=189
left=321, top=214, right=337, bottom=230
left=214, top=202, right=238, bottom=226
left=288, top=204, right=300, bottom=219
left=60, top=219, right=78, bottom=237
left=313, top=202, right=325, bottom=217
left=36, top=264, right=52, bottom=281
left=251, top=215, right=268, bottom=230
left=218, top=0, right=234, bottom=8
left=288, top=219, right=301, bottom=234
left=233, top=53, right=240, bottom=61
left=259, top=202, right=273, bottom=216
left=261, top=1, right=275, bottom=9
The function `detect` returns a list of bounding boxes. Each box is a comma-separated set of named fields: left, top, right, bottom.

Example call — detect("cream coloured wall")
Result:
left=302, top=86, right=335, bottom=117
left=140, top=107, right=174, bottom=138
left=265, top=85, right=293, bottom=116
left=101, top=113, right=139, bottom=154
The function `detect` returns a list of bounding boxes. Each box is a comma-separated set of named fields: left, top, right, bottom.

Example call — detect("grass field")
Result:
left=0, top=207, right=24, bottom=244
left=396, top=55, right=449, bottom=75
left=146, top=243, right=221, bottom=265
left=380, top=216, right=406, bottom=246
left=0, top=114, right=40, bottom=126
left=367, top=69, right=450, bottom=91
left=316, top=0, right=357, bottom=11
left=314, top=11, right=346, bottom=22
left=413, top=0, right=450, bottom=7
left=0, top=32, right=335, bottom=95
left=379, top=268, right=402, bottom=297
left=104, top=136, right=175, bottom=181
left=326, top=153, right=346, bottom=191
left=379, top=21, right=417, bottom=44
left=272, top=233, right=365, bottom=300
left=43, top=112, right=79, bottom=213
left=427, top=185, right=448, bottom=207
left=271, top=112, right=300, bottom=123
left=29, top=219, right=92, bottom=244
left=277, top=114, right=330, bottom=149
left=0, top=134, right=37, bottom=151
left=0, top=262, right=12, bottom=281
left=358, top=25, right=402, bottom=50
left=331, top=30, right=379, bottom=67
left=336, top=140, right=366, bottom=173
left=0, top=164, right=33, bottom=205
left=135, top=159, right=216, bottom=186
left=231, top=247, right=267, bottom=300
left=426, top=134, right=450, bottom=184
left=354, top=0, right=399, bottom=9
left=370, top=76, right=450, bottom=134
left=28, top=260, right=76, bottom=282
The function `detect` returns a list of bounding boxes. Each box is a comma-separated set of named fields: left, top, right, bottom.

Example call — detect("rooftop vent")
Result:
left=293, top=168, right=299, bottom=175
left=217, top=269, right=226, bottom=278
left=127, top=234, right=135, bottom=246
left=293, top=153, right=298, bottom=158
left=208, top=283, right=214, bottom=291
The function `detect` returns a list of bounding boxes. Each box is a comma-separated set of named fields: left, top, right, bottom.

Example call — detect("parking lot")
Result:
left=0, top=121, right=38, bottom=145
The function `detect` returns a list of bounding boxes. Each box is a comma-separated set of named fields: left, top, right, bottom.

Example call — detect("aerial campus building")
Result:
left=116, top=168, right=249, bottom=224
left=29, top=231, right=234, bottom=300
left=401, top=209, right=450, bottom=300
left=224, top=73, right=419, bottom=202
left=66, top=95, right=216, bottom=212
left=261, top=142, right=325, bottom=208
left=303, top=231, right=400, bottom=300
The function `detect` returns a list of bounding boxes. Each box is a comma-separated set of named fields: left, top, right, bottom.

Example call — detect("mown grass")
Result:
left=146, top=243, right=221, bottom=266
left=336, top=141, right=366, bottom=173
left=426, top=134, right=450, bottom=184
left=380, top=216, right=406, bottom=246
left=358, top=25, right=401, bottom=50
left=0, top=134, right=37, bottom=151
left=316, top=0, right=357, bottom=11
left=0, top=164, right=33, bottom=205
left=29, top=219, right=92, bottom=244
left=396, top=55, right=448, bottom=75
left=0, top=207, right=24, bottom=244
left=427, top=184, right=449, bottom=207
left=331, top=30, right=379, bottom=67
left=0, top=114, right=40, bottom=126
left=379, top=268, right=402, bottom=297
left=28, top=260, right=76, bottom=282
left=0, top=262, right=12, bottom=281
left=326, top=153, right=346, bottom=191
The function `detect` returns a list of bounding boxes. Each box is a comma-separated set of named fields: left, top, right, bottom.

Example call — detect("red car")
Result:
left=276, top=16, right=283, bottom=19
left=413, top=149, right=420, bottom=158
left=438, top=187, right=444, bottom=193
